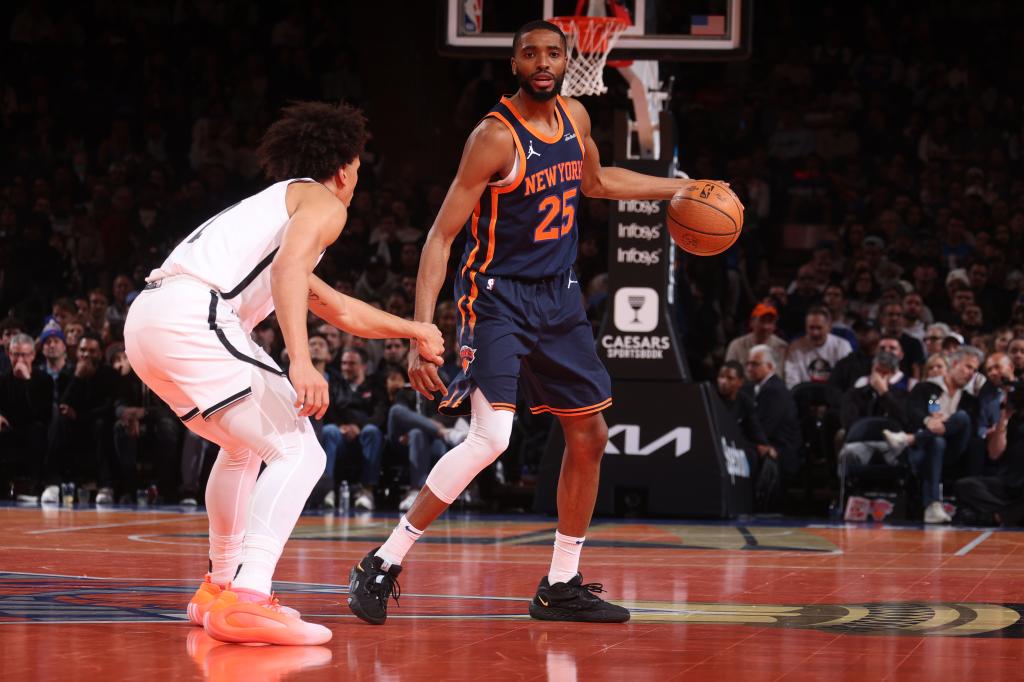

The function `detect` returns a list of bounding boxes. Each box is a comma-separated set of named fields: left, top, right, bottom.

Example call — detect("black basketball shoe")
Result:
left=529, top=573, right=631, bottom=623
left=347, top=548, right=402, bottom=625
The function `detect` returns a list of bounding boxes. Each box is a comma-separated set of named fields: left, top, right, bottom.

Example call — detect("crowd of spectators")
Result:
left=3, top=2, right=1024, bottom=521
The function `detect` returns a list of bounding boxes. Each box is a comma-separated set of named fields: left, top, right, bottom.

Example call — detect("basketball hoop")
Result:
left=548, top=16, right=629, bottom=97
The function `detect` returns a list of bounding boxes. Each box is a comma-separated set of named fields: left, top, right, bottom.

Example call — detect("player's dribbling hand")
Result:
left=413, top=323, right=445, bottom=365
left=289, top=360, right=329, bottom=420
left=408, top=350, right=446, bottom=400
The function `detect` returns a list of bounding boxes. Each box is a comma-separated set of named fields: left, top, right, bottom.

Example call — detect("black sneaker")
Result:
left=347, top=547, right=402, bottom=625
left=529, top=573, right=630, bottom=623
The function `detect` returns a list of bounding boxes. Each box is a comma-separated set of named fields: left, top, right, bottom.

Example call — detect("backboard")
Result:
left=440, top=0, right=751, bottom=61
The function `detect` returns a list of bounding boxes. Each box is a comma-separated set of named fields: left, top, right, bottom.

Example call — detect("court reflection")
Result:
left=187, top=630, right=333, bottom=680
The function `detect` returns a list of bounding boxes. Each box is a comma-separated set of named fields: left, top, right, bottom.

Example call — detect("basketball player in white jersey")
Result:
left=124, top=101, right=444, bottom=646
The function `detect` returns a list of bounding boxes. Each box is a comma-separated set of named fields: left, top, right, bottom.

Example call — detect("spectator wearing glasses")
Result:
left=0, top=317, right=26, bottom=377
left=923, top=322, right=953, bottom=358
left=0, top=333, right=52, bottom=497
left=741, top=345, right=800, bottom=508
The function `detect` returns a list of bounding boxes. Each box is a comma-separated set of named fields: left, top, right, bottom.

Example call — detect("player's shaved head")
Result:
left=512, top=20, right=566, bottom=53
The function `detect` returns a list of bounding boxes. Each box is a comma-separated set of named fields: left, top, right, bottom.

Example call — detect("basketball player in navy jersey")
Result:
left=348, top=22, right=729, bottom=624
left=124, top=102, right=444, bottom=644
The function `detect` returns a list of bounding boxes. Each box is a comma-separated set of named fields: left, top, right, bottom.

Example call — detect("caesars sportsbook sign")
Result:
left=597, top=182, right=689, bottom=382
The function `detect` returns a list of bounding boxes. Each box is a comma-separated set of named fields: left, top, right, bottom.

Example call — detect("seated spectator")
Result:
left=837, top=351, right=910, bottom=472
left=902, top=291, right=932, bottom=341
left=846, top=268, right=879, bottom=322
left=371, top=337, right=409, bottom=388
left=741, top=345, right=801, bottom=509
left=316, top=323, right=344, bottom=363
left=716, top=361, right=774, bottom=508
left=0, top=316, right=25, bottom=376
left=385, top=367, right=468, bottom=512
left=62, top=317, right=85, bottom=351
left=0, top=333, right=52, bottom=497
left=35, top=321, right=73, bottom=403
left=321, top=347, right=386, bottom=510
left=85, top=288, right=109, bottom=334
left=924, top=352, right=948, bottom=380
left=717, top=360, right=769, bottom=448
left=993, top=326, right=1014, bottom=354
left=829, top=319, right=881, bottom=392
left=106, top=274, right=134, bottom=326
left=1009, top=337, right=1024, bottom=379
left=111, top=348, right=183, bottom=504
left=724, top=302, right=787, bottom=378
left=955, top=387, right=1024, bottom=525
left=784, top=306, right=853, bottom=387
left=43, top=332, right=117, bottom=503
left=972, top=351, right=1015, bottom=451
left=854, top=335, right=914, bottom=392
left=878, top=301, right=926, bottom=379
left=883, top=347, right=983, bottom=523
left=821, top=283, right=857, bottom=348
left=923, top=322, right=953, bottom=358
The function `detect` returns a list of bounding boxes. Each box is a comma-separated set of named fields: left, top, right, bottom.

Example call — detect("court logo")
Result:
left=614, top=287, right=659, bottom=332
left=459, top=345, right=477, bottom=372
left=526, top=140, right=541, bottom=159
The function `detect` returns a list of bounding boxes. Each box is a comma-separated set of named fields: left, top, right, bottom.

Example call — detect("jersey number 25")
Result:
left=534, top=189, right=577, bottom=242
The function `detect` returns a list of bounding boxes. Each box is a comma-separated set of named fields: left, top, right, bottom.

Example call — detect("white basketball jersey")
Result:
left=149, top=178, right=317, bottom=332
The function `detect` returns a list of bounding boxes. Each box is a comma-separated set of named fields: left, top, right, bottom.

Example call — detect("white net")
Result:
left=549, top=17, right=629, bottom=97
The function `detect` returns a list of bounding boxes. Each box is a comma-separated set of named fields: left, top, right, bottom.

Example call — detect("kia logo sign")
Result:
left=605, top=424, right=692, bottom=457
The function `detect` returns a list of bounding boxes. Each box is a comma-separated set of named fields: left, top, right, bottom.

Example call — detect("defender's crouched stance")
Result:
left=125, top=102, right=443, bottom=645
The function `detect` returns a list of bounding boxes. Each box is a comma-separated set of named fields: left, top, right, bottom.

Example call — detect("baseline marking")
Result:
left=955, top=530, right=994, bottom=556
left=26, top=516, right=201, bottom=535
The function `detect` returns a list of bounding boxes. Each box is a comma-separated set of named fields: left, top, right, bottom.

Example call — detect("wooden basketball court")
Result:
left=2, top=506, right=1023, bottom=680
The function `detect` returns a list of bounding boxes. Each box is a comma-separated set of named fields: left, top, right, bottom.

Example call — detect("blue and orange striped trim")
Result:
left=529, top=397, right=613, bottom=417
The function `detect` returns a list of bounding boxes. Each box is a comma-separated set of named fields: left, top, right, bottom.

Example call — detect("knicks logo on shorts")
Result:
left=460, top=345, right=477, bottom=372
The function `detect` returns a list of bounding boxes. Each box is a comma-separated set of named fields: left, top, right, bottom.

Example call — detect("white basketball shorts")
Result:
left=124, top=275, right=293, bottom=424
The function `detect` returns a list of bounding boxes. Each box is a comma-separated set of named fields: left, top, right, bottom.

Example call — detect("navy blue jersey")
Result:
left=455, top=96, right=585, bottom=336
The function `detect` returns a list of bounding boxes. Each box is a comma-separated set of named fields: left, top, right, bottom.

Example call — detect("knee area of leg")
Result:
left=565, top=421, right=608, bottom=459
left=360, top=424, right=383, bottom=442
left=471, top=428, right=510, bottom=456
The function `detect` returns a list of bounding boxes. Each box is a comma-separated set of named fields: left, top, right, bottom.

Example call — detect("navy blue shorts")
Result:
left=439, top=270, right=612, bottom=418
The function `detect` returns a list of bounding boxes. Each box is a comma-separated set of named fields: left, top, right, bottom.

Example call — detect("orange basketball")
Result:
left=667, top=180, right=744, bottom=256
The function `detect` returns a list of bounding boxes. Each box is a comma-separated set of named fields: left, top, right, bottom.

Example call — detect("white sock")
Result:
left=548, top=531, right=584, bottom=585
left=375, top=515, right=423, bottom=567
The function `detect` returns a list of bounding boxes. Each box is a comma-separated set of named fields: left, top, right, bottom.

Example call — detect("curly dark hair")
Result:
left=257, top=101, right=368, bottom=182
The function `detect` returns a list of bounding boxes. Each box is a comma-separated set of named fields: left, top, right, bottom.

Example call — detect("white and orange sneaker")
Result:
left=203, top=588, right=332, bottom=646
left=187, top=575, right=226, bottom=626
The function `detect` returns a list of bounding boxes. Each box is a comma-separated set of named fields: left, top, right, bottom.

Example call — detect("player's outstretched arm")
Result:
left=272, top=182, right=347, bottom=419
left=563, top=98, right=714, bottom=202
left=306, top=274, right=443, bottom=365
left=408, top=119, right=511, bottom=398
